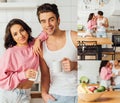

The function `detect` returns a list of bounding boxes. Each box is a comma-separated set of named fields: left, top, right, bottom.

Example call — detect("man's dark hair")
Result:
left=98, top=11, right=103, bottom=16
left=99, top=60, right=109, bottom=74
left=87, top=13, right=94, bottom=22
left=37, top=3, right=60, bottom=23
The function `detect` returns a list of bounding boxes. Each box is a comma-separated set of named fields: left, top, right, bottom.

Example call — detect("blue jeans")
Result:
left=113, top=84, right=120, bottom=90
left=96, top=31, right=107, bottom=48
left=47, top=94, right=78, bottom=103
left=0, top=88, right=31, bottom=103
left=96, top=31, right=107, bottom=38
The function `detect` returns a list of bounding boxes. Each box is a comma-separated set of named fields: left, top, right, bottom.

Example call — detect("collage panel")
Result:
left=0, top=0, right=78, bottom=103
left=77, top=0, right=120, bottom=102
left=77, top=60, right=120, bottom=103
left=77, top=0, right=120, bottom=60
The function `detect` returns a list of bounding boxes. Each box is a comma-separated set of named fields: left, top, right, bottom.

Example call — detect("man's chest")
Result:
left=46, top=40, right=66, bottom=51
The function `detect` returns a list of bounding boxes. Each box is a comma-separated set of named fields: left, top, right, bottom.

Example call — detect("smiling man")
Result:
left=35, top=3, right=78, bottom=103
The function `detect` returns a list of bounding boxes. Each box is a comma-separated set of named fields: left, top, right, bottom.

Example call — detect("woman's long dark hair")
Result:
left=87, top=13, right=94, bottom=22
left=4, top=18, right=34, bottom=49
left=99, top=60, right=109, bottom=74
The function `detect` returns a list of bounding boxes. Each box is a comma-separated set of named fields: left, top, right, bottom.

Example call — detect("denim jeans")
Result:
left=96, top=31, right=107, bottom=48
left=96, top=31, right=107, bottom=38
left=0, top=88, right=31, bottom=103
left=47, top=94, right=78, bottom=103
left=113, top=84, right=120, bottom=90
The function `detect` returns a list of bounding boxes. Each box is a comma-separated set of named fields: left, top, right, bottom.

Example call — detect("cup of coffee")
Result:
left=29, top=71, right=38, bottom=81
left=52, top=61, right=62, bottom=73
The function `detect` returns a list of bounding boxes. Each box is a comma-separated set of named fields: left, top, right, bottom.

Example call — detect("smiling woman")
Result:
left=0, top=18, right=48, bottom=103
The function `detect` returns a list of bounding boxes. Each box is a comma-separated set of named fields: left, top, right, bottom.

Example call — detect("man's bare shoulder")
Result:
left=104, top=17, right=108, bottom=21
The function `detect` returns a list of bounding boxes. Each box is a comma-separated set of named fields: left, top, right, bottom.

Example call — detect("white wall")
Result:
left=78, top=61, right=101, bottom=84
left=78, top=60, right=115, bottom=84
left=77, top=0, right=120, bottom=30
left=0, top=0, right=77, bottom=56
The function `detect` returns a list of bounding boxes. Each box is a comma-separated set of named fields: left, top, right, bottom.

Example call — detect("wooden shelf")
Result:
left=0, top=2, right=37, bottom=9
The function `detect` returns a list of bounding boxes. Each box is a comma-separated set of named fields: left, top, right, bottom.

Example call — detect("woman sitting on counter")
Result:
left=86, top=13, right=97, bottom=37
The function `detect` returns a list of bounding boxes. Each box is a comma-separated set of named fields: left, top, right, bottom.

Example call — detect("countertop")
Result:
left=78, top=30, right=120, bottom=34
left=78, top=91, right=120, bottom=103
left=77, top=37, right=112, bottom=45
left=106, top=30, right=120, bottom=34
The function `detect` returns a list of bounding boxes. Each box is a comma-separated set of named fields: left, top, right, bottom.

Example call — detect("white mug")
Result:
left=52, top=61, right=62, bottom=73
left=29, top=71, right=38, bottom=81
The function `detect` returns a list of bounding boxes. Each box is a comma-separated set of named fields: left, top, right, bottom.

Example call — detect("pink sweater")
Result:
left=38, top=31, right=48, bottom=41
left=0, top=31, right=48, bottom=90
left=100, top=67, right=113, bottom=80
left=0, top=43, right=39, bottom=90
left=87, top=20, right=97, bottom=30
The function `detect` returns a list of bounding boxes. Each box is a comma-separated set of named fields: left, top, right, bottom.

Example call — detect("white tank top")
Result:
left=112, top=68, right=120, bottom=85
left=42, top=30, right=77, bottom=96
left=97, top=18, right=106, bottom=31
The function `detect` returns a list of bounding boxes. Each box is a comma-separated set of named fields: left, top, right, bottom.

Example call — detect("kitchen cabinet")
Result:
left=31, top=83, right=41, bottom=97
left=31, top=83, right=43, bottom=103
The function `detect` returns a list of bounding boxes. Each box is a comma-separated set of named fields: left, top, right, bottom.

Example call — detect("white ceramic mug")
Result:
left=52, top=61, right=62, bottom=73
left=29, top=71, right=38, bottom=81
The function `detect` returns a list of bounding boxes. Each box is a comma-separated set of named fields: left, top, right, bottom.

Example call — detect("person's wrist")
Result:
left=41, top=92, right=48, bottom=97
left=36, top=37, right=41, bottom=42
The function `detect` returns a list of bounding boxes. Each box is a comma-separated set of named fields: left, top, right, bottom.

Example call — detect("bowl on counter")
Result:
left=78, top=91, right=105, bottom=102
